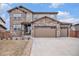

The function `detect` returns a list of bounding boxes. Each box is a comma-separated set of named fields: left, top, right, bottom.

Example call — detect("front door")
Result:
left=24, top=24, right=31, bottom=35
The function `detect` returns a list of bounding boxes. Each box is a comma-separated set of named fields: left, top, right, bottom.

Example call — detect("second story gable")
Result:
left=8, top=6, right=58, bottom=22
left=32, top=12, right=58, bottom=20
left=8, top=6, right=33, bottom=23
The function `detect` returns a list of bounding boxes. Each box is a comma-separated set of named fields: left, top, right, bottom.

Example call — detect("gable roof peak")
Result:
left=31, top=16, right=60, bottom=23
left=8, top=5, right=33, bottom=13
left=19, top=5, right=33, bottom=12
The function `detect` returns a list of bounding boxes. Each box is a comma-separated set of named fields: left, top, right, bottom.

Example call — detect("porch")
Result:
left=21, top=22, right=31, bottom=36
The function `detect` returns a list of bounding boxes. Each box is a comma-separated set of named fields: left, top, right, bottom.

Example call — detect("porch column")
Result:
left=68, top=25, right=71, bottom=37
left=68, top=27, right=70, bottom=37
left=31, top=25, right=35, bottom=37
left=21, top=24, right=24, bottom=36
left=57, top=24, right=60, bottom=37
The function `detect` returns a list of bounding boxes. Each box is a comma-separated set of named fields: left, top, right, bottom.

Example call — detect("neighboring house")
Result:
left=0, top=17, right=11, bottom=39
left=0, top=17, right=6, bottom=31
left=8, top=6, right=72, bottom=37
left=0, top=17, right=8, bottom=39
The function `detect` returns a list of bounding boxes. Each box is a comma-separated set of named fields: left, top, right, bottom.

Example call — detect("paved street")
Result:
left=31, top=37, right=79, bottom=56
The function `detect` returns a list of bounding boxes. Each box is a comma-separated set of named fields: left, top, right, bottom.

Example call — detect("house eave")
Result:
left=0, top=24, right=7, bottom=29
left=0, top=17, right=6, bottom=23
left=8, top=6, right=58, bottom=15
left=31, top=16, right=60, bottom=23
left=33, top=12, right=58, bottom=14
left=60, top=22, right=72, bottom=25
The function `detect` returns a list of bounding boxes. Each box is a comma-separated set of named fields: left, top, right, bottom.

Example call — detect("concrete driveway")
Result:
left=30, top=37, right=79, bottom=56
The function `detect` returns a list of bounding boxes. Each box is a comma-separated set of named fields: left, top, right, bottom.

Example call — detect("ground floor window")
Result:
left=13, top=24, right=21, bottom=31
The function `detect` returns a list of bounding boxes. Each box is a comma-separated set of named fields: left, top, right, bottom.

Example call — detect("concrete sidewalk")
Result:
left=30, top=37, right=79, bottom=56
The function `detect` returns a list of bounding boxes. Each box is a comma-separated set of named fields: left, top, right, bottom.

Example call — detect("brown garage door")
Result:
left=60, top=27, right=68, bottom=37
left=34, top=26, right=56, bottom=37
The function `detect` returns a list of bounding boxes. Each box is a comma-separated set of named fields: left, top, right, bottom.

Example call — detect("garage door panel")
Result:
left=34, top=26, right=56, bottom=37
left=60, top=28, right=68, bottom=37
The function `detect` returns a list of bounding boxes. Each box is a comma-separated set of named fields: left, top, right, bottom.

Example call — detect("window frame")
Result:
left=13, top=13, right=26, bottom=20
left=13, top=24, right=21, bottom=31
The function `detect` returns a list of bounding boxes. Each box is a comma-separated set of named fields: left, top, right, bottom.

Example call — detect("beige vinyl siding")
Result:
left=33, top=14, right=57, bottom=20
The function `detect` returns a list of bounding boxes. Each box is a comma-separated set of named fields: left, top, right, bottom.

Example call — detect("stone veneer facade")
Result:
left=8, top=6, right=72, bottom=37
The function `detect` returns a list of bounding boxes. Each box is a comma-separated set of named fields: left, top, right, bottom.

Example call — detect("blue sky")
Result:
left=0, top=3, right=79, bottom=30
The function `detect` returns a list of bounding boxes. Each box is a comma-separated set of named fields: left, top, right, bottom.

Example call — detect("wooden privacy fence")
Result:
left=70, top=30, right=79, bottom=37
left=0, top=31, right=31, bottom=40
left=0, top=31, right=12, bottom=40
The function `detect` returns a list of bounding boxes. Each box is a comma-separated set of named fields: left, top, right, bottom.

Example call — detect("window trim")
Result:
left=13, top=14, right=22, bottom=17
left=13, top=24, right=21, bottom=31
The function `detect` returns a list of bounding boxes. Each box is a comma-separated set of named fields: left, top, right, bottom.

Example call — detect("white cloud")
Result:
left=57, top=11, right=79, bottom=24
left=0, top=3, right=12, bottom=30
left=49, top=3, right=64, bottom=8
left=0, top=3, right=12, bottom=14
left=57, top=11, right=72, bottom=19
left=58, top=11, right=70, bottom=16
left=0, top=3, right=10, bottom=9
left=0, top=3, right=11, bottom=20
left=59, top=18, right=79, bottom=24
left=49, top=3, right=79, bottom=24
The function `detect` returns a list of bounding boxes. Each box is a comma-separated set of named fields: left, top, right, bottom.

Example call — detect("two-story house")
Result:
left=8, top=6, right=72, bottom=37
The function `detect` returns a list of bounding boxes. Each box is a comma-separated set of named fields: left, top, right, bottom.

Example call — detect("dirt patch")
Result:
left=0, top=40, right=32, bottom=56
left=22, top=39, right=33, bottom=56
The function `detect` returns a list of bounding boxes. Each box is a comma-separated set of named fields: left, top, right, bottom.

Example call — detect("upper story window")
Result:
left=13, top=13, right=26, bottom=20
left=13, top=14, right=22, bottom=17
left=13, top=14, right=21, bottom=20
